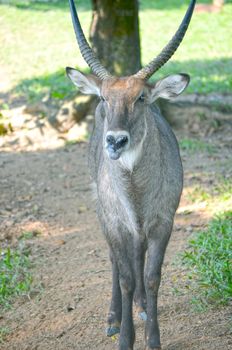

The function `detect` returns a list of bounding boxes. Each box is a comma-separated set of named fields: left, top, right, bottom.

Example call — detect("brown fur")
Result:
left=101, top=77, right=145, bottom=104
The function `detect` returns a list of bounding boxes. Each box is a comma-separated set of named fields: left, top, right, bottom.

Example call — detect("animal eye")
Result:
left=138, top=94, right=145, bottom=102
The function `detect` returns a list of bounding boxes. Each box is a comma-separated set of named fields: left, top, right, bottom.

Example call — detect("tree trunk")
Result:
left=65, top=0, right=141, bottom=126
left=90, top=0, right=141, bottom=76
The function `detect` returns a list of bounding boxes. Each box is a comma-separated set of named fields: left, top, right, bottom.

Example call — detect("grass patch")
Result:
left=182, top=211, right=232, bottom=309
left=19, top=230, right=41, bottom=240
left=13, top=69, right=78, bottom=104
left=0, top=327, right=10, bottom=344
left=179, top=138, right=215, bottom=154
left=187, top=175, right=232, bottom=204
left=0, top=245, right=32, bottom=308
left=0, top=0, right=232, bottom=105
left=187, top=185, right=211, bottom=203
left=214, top=176, right=232, bottom=201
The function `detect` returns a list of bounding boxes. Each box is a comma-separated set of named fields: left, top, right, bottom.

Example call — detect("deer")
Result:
left=66, top=1, right=196, bottom=349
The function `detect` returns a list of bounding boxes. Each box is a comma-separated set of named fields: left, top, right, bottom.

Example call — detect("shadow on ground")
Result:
left=0, top=58, right=231, bottom=110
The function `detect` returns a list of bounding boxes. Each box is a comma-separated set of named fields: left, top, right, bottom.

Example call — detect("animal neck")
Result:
left=105, top=110, right=161, bottom=180
left=119, top=116, right=148, bottom=172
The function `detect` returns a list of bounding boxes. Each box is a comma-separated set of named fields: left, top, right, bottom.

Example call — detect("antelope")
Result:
left=66, top=1, right=196, bottom=349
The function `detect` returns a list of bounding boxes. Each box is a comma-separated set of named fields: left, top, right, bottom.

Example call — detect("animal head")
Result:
left=66, top=0, right=195, bottom=160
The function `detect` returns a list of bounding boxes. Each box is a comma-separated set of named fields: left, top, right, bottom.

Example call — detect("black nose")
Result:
left=106, top=135, right=129, bottom=150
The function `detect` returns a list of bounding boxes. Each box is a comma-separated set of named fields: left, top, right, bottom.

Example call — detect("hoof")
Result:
left=106, top=326, right=120, bottom=337
left=139, top=311, right=147, bottom=321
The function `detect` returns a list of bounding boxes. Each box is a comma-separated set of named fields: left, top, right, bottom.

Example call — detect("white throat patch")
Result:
left=119, top=118, right=147, bottom=172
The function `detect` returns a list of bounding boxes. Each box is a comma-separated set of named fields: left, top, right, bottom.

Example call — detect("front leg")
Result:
left=134, top=237, right=147, bottom=321
left=118, top=261, right=135, bottom=350
left=144, top=226, right=171, bottom=350
left=106, top=249, right=122, bottom=337
left=113, top=245, right=136, bottom=350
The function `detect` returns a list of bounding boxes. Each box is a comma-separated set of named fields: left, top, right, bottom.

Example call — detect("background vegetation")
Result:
left=0, top=0, right=231, bottom=105
left=0, top=245, right=32, bottom=309
left=182, top=211, right=232, bottom=309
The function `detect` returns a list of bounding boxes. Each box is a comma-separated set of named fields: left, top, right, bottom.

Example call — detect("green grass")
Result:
left=0, top=246, right=32, bottom=308
left=0, top=327, right=10, bottom=344
left=187, top=175, right=232, bottom=204
left=187, top=185, right=211, bottom=203
left=182, top=211, right=232, bottom=308
left=213, top=176, right=232, bottom=201
left=19, top=230, right=41, bottom=240
left=0, top=0, right=231, bottom=105
left=179, top=138, right=216, bottom=154
left=140, top=0, right=232, bottom=93
left=12, top=69, right=79, bottom=104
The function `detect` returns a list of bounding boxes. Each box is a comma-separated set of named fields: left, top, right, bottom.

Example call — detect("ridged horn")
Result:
left=134, top=0, right=196, bottom=80
left=68, top=0, right=111, bottom=80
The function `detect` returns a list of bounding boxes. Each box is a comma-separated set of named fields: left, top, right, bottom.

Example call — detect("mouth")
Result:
left=106, top=146, right=123, bottom=160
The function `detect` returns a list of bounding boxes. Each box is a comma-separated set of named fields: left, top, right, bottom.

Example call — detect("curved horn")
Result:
left=134, top=0, right=196, bottom=80
left=68, top=0, right=111, bottom=80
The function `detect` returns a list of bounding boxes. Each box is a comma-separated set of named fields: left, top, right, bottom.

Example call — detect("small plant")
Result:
left=182, top=211, right=232, bottom=308
left=19, top=230, right=41, bottom=240
left=187, top=175, right=232, bottom=204
left=179, top=138, right=215, bottom=154
left=0, top=327, right=10, bottom=344
left=187, top=185, right=211, bottom=203
left=0, top=246, right=32, bottom=308
left=214, top=176, right=232, bottom=201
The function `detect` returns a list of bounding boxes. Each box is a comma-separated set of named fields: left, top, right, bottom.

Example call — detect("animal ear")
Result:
left=149, top=74, right=190, bottom=102
left=66, top=67, right=101, bottom=96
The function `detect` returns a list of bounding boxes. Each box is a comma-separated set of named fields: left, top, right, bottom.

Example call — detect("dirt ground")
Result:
left=0, top=100, right=232, bottom=350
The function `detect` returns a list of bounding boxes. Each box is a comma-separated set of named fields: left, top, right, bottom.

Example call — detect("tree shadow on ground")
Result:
left=154, top=57, right=232, bottom=94
left=0, top=67, right=90, bottom=110
left=1, top=57, right=231, bottom=111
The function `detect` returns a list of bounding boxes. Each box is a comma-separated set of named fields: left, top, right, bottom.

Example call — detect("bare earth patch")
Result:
left=0, top=104, right=231, bottom=350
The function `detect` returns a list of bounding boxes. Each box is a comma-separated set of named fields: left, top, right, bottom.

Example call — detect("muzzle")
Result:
left=105, top=131, right=130, bottom=160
